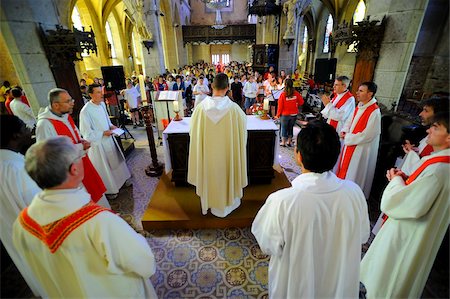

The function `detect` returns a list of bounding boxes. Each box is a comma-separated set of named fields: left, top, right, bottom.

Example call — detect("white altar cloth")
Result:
left=162, top=115, right=279, bottom=174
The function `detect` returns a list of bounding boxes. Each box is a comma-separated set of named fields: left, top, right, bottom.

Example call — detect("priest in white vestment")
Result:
left=398, top=96, right=449, bottom=175
left=0, top=115, right=45, bottom=297
left=337, top=82, right=381, bottom=198
left=36, top=88, right=110, bottom=208
left=13, top=137, right=157, bottom=298
left=252, top=120, right=370, bottom=298
left=188, top=73, right=248, bottom=217
left=80, top=84, right=131, bottom=198
left=361, top=112, right=450, bottom=298
left=321, top=76, right=355, bottom=135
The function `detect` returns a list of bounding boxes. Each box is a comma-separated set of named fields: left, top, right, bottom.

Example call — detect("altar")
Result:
left=162, top=115, right=279, bottom=185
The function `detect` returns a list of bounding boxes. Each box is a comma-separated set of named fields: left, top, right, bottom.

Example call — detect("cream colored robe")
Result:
left=188, top=95, right=248, bottom=217
left=361, top=148, right=450, bottom=298
left=13, top=187, right=157, bottom=299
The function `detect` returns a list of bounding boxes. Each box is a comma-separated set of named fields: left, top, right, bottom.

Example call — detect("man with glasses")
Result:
left=321, top=76, right=355, bottom=135
left=13, top=136, right=157, bottom=298
left=36, top=88, right=110, bottom=208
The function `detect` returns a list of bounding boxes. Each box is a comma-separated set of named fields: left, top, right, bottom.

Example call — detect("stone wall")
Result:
left=402, top=0, right=449, bottom=100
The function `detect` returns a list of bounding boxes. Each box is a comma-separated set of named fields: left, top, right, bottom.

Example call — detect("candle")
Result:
left=173, top=100, right=179, bottom=112
left=138, top=74, right=148, bottom=105
left=263, top=98, right=269, bottom=110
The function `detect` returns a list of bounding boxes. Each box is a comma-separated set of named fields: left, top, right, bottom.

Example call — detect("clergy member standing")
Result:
left=13, top=137, right=157, bottom=298
left=188, top=73, right=247, bottom=217
left=80, top=84, right=131, bottom=199
left=0, top=115, right=45, bottom=297
left=36, top=88, right=110, bottom=208
left=336, top=81, right=381, bottom=198
left=320, top=75, right=355, bottom=135
left=360, top=112, right=450, bottom=298
left=399, top=96, right=450, bottom=175
left=252, top=120, right=370, bottom=298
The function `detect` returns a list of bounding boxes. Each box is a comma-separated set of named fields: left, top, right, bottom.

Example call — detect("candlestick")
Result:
left=139, top=74, right=148, bottom=105
left=173, top=100, right=179, bottom=112
left=173, top=111, right=182, bottom=121
left=263, top=98, right=269, bottom=110
left=140, top=105, right=163, bottom=177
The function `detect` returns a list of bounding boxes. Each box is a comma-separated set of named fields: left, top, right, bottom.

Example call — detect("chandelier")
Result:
left=211, top=9, right=226, bottom=30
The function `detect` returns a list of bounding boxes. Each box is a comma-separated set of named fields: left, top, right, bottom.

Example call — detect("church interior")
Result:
left=1, top=0, right=449, bottom=297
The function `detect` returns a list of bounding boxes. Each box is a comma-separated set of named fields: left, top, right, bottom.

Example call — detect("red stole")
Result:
left=336, top=102, right=379, bottom=179
left=18, top=201, right=111, bottom=253
left=329, top=91, right=353, bottom=129
left=48, top=116, right=106, bottom=202
left=379, top=155, right=450, bottom=227
left=419, top=144, right=433, bottom=158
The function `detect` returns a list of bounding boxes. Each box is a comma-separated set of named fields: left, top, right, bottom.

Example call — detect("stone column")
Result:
left=140, top=0, right=165, bottom=77
left=367, top=0, right=430, bottom=109
left=0, top=0, right=58, bottom=113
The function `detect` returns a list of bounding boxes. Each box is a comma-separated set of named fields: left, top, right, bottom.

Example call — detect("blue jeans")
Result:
left=244, top=97, right=256, bottom=109
left=280, top=115, right=297, bottom=138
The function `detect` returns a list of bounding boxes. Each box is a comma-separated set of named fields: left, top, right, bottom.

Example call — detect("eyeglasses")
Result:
left=68, top=151, right=85, bottom=171
left=58, top=98, right=75, bottom=104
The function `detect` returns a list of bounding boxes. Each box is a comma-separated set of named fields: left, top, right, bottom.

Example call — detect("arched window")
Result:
left=71, top=6, right=83, bottom=31
left=105, top=21, right=116, bottom=59
left=71, top=6, right=88, bottom=57
left=323, top=14, right=333, bottom=53
left=348, top=0, right=366, bottom=52
left=302, top=26, right=308, bottom=53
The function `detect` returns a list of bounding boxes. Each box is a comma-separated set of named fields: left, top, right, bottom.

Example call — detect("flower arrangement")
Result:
left=250, top=103, right=264, bottom=116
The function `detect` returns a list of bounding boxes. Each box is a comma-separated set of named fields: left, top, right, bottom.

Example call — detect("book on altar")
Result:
left=158, top=91, right=179, bottom=101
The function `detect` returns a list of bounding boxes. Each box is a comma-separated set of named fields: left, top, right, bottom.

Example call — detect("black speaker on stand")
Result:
left=101, top=65, right=134, bottom=140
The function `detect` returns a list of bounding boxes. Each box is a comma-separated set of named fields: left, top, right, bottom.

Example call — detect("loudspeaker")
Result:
left=314, top=58, right=337, bottom=83
left=101, top=66, right=126, bottom=91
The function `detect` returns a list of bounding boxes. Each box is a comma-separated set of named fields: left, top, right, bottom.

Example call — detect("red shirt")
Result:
left=5, top=96, right=13, bottom=114
left=276, top=91, right=304, bottom=117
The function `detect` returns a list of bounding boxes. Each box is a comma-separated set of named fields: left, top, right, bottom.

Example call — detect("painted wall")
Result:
left=190, top=0, right=249, bottom=25
left=231, top=44, right=249, bottom=62
left=191, top=44, right=211, bottom=64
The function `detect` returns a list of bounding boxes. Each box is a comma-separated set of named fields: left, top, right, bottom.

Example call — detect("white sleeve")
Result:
left=381, top=174, right=442, bottom=219
left=92, top=213, right=156, bottom=278
left=251, top=194, right=285, bottom=257
left=36, top=119, right=58, bottom=141
left=325, top=97, right=355, bottom=121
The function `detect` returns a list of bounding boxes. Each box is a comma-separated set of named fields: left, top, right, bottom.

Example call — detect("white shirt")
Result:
left=243, top=81, right=258, bottom=98
left=10, top=98, right=36, bottom=129
left=252, top=171, right=370, bottom=299
left=193, top=83, right=210, bottom=107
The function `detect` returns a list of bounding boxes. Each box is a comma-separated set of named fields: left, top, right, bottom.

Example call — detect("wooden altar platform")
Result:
left=142, top=167, right=291, bottom=230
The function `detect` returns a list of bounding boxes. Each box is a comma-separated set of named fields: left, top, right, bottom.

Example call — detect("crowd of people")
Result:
left=0, top=60, right=449, bottom=298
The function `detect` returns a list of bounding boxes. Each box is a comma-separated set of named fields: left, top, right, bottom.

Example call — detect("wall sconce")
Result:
left=284, top=37, right=294, bottom=51
left=142, top=40, right=154, bottom=54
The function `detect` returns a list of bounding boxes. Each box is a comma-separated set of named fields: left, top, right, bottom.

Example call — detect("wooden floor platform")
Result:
left=142, top=168, right=291, bottom=230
